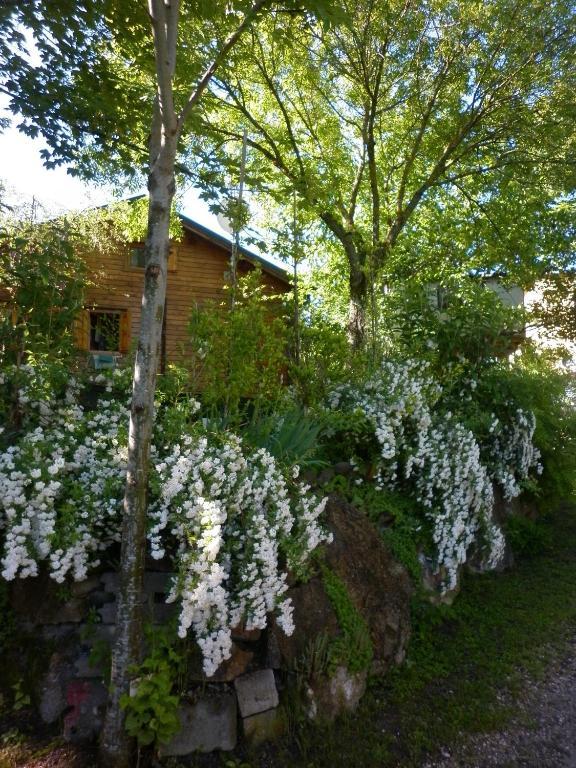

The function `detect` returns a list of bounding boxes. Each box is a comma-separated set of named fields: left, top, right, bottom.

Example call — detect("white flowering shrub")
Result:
left=149, top=436, right=329, bottom=675
left=0, top=366, right=330, bottom=676
left=0, top=380, right=128, bottom=582
left=325, top=360, right=537, bottom=590
left=482, top=409, right=542, bottom=500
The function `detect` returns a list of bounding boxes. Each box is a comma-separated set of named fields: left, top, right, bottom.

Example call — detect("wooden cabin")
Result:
left=74, top=214, right=290, bottom=369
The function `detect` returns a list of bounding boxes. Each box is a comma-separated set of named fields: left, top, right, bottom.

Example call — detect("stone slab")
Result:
left=70, top=576, right=101, bottom=598
left=63, top=679, right=108, bottom=741
left=101, top=571, right=176, bottom=594
left=242, top=706, right=287, bottom=747
left=159, top=693, right=237, bottom=756
left=234, top=669, right=279, bottom=718
left=74, top=650, right=105, bottom=679
left=98, top=602, right=117, bottom=624
left=38, top=652, right=76, bottom=723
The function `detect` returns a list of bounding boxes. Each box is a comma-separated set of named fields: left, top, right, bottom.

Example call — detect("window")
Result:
left=127, top=244, right=178, bottom=271
left=73, top=309, right=130, bottom=354
left=130, top=245, right=146, bottom=268
left=90, top=311, right=121, bottom=351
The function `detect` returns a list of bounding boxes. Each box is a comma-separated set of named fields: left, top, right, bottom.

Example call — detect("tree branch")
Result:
left=178, top=0, right=273, bottom=130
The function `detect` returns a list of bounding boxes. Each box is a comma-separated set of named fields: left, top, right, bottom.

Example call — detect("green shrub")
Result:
left=380, top=277, right=525, bottom=372
left=187, top=269, right=288, bottom=419
left=457, top=349, right=576, bottom=501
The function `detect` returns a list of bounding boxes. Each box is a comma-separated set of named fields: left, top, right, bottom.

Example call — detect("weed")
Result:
left=320, top=565, right=373, bottom=674
left=11, top=680, right=30, bottom=711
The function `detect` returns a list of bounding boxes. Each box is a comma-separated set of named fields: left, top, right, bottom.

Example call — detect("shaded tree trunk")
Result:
left=348, top=263, right=368, bottom=350
left=99, top=134, right=177, bottom=767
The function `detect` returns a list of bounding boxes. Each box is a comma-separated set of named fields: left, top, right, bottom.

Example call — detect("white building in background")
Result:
left=428, top=276, right=576, bottom=370
left=523, top=284, right=576, bottom=371
left=483, top=276, right=576, bottom=370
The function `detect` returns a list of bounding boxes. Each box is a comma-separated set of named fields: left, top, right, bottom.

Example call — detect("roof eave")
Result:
left=179, top=214, right=290, bottom=285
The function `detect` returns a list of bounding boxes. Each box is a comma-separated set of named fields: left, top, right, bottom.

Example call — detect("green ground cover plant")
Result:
left=320, top=564, right=373, bottom=674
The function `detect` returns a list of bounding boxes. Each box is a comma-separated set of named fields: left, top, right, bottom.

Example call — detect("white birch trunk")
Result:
left=99, top=138, right=177, bottom=768
left=99, top=3, right=179, bottom=762
left=99, top=2, right=274, bottom=764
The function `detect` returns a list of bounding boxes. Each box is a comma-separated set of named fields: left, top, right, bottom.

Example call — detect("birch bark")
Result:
left=99, top=0, right=179, bottom=762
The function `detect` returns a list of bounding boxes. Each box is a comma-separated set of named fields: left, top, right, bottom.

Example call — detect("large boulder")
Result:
left=323, top=496, right=413, bottom=673
left=304, top=665, right=368, bottom=722
left=271, top=576, right=340, bottom=668
left=272, top=496, right=412, bottom=679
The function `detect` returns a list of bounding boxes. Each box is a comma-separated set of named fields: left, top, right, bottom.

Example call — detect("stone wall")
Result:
left=7, top=495, right=413, bottom=755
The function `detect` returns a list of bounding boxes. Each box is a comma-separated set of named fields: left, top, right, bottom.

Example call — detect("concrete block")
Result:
left=41, top=598, right=86, bottom=624
left=70, top=576, right=101, bottom=598
left=243, top=707, right=287, bottom=747
left=63, top=679, right=109, bottom=741
left=100, top=572, right=118, bottom=593
left=143, top=572, right=176, bottom=594
left=98, top=602, right=117, bottom=624
left=39, top=655, right=72, bottom=724
left=152, top=602, right=178, bottom=624
left=74, top=650, right=105, bottom=679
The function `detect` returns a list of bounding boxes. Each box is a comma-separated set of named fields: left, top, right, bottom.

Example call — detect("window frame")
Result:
left=127, top=243, right=178, bottom=272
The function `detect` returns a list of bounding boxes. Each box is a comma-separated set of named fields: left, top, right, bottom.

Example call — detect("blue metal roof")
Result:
left=178, top=213, right=290, bottom=284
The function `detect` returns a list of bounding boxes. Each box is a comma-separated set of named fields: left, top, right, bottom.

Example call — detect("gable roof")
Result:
left=178, top=213, right=290, bottom=285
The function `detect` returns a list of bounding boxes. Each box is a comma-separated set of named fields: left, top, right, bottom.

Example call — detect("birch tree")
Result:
left=1, top=2, right=342, bottom=765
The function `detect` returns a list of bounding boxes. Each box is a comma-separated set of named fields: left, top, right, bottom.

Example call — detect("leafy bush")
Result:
left=187, top=269, right=288, bottom=418
left=445, top=349, right=576, bottom=501
left=0, top=220, right=87, bottom=367
left=503, top=515, right=551, bottom=559
left=291, top=314, right=358, bottom=405
left=380, top=277, right=525, bottom=372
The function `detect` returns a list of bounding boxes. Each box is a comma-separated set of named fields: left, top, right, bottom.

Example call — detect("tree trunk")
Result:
left=97, top=3, right=278, bottom=762
left=99, top=137, right=177, bottom=768
left=348, top=264, right=368, bottom=350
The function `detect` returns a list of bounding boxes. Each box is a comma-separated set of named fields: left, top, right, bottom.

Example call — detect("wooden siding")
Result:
left=81, top=229, right=289, bottom=363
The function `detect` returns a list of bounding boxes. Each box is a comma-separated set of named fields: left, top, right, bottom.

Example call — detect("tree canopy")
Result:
left=185, top=0, right=576, bottom=342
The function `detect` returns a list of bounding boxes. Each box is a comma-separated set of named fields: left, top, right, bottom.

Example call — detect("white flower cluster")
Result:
left=0, top=367, right=330, bottom=677
left=327, top=361, right=535, bottom=590
left=0, top=392, right=128, bottom=582
left=484, top=409, right=542, bottom=499
left=406, top=419, right=498, bottom=590
left=149, top=436, right=330, bottom=676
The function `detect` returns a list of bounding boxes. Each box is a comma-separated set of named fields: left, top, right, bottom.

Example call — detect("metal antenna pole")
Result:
left=230, top=129, right=248, bottom=309
left=292, top=188, right=301, bottom=367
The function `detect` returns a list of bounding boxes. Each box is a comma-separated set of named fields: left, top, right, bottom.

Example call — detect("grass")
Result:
left=256, top=500, right=576, bottom=767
